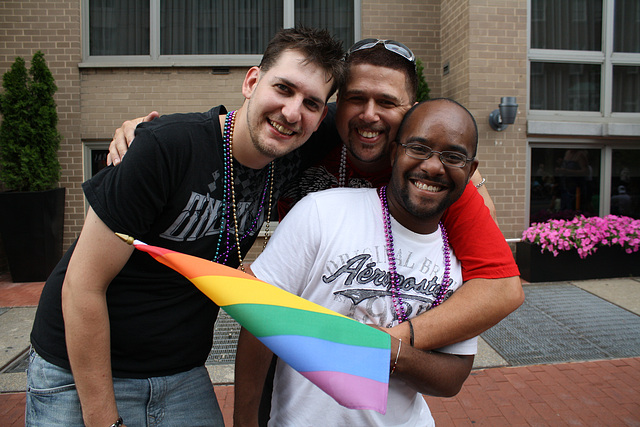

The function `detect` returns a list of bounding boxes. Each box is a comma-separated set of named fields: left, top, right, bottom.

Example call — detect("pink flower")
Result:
left=522, top=215, right=640, bottom=258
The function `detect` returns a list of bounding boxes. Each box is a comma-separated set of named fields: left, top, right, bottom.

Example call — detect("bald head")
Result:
left=396, top=98, right=478, bottom=158
left=386, top=98, right=479, bottom=233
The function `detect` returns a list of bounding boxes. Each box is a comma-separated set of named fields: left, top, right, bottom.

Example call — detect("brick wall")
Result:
left=440, top=0, right=470, bottom=101
left=465, top=0, right=528, bottom=240
left=0, top=1, right=82, bottom=252
left=361, top=0, right=442, bottom=98
left=80, top=68, right=248, bottom=139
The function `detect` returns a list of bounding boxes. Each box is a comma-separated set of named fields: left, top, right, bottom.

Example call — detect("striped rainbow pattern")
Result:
left=131, top=240, right=391, bottom=413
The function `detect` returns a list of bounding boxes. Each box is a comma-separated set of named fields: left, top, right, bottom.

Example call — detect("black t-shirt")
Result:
left=30, top=105, right=335, bottom=378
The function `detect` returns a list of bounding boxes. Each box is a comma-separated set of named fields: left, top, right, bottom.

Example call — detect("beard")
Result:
left=397, top=183, right=453, bottom=219
left=345, top=137, right=390, bottom=165
left=245, top=102, right=302, bottom=161
left=343, top=120, right=391, bottom=165
left=392, top=172, right=465, bottom=220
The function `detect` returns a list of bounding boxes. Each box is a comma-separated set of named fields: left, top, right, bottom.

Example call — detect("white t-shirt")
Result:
left=251, top=188, right=477, bottom=426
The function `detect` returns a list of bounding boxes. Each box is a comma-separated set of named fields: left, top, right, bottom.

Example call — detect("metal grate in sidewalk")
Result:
left=481, top=283, right=640, bottom=366
left=206, top=310, right=241, bottom=366
left=2, top=310, right=242, bottom=373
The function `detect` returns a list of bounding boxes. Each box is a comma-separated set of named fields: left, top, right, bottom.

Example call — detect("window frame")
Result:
left=527, top=0, right=640, bottom=135
left=80, top=0, right=361, bottom=68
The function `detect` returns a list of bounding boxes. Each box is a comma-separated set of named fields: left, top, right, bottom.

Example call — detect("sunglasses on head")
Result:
left=346, top=39, right=416, bottom=64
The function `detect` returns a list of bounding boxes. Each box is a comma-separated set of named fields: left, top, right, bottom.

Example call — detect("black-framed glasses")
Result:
left=346, top=39, right=416, bottom=64
left=400, top=143, right=474, bottom=168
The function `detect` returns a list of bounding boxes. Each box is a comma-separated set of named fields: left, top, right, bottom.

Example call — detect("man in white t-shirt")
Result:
left=235, top=98, right=481, bottom=426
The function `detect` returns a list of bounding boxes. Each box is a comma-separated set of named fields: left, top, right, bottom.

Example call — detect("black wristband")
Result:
left=407, top=319, right=415, bottom=347
left=109, top=417, right=123, bottom=427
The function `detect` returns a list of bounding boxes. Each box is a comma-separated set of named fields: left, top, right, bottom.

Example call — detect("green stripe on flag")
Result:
left=224, top=303, right=390, bottom=349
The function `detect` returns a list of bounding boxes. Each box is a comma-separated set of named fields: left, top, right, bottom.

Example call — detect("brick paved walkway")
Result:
left=424, top=357, right=640, bottom=426
left=4, top=358, right=639, bottom=426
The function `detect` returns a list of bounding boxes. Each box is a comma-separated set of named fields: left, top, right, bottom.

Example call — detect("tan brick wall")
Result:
left=361, top=0, right=442, bottom=98
left=440, top=0, right=470, bottom=101
left=80, top=68, right=248, bottom=138
left=0, top=1, right=83, bottom=251
left=465, top=0, right=528, bottom=240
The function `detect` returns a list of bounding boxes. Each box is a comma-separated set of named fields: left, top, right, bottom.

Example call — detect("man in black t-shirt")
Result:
left=26, top=27, right=346, bottom=427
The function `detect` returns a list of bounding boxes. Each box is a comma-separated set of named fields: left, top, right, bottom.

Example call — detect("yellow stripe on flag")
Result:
left=190, top=276, right=349, bottom=318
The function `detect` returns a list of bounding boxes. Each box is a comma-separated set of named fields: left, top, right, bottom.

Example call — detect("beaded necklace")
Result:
left=338, top=144, right=348, bottom=187
left=378, top=186, right=451, bottom=322
left=214, top=110, right=275, bottom=271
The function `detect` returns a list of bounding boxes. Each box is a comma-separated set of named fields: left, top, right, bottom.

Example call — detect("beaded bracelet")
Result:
left=407, top=319, right=415, bottom=347
left=475, top=178, right=486, bottom=189
left=390, top=339, right=402, bottom=374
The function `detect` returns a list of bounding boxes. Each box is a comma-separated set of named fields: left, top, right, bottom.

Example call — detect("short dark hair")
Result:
left=342, top=44, right=418, bottom=103
left=396, top=98, right=479, bottom=157
left=259, top=27, right=346, bottom=101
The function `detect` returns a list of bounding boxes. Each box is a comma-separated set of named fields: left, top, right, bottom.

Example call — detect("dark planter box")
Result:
left=0, top=187, right=65, bottom=282
left=516, top=241, right=640, bottom=283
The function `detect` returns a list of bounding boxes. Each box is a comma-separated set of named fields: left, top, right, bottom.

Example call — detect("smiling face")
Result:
left=239, top=49, right=333, bottom=167
left=386, top=100, right=479, bottom=234
left=335, top=63, right=413, bottom=173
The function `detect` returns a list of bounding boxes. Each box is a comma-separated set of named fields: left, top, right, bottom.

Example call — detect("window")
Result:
left=529, top=144, right=640, bottom=224
left=531, top=1, right=602, bottom=51
left=529, top=147, right=601, bottom=224
left=83, top=142, right=109, bottom=180
left=82, top=0, right=358, bottom=67
left=530, top=63, right=601, bottom=111
left=529, top=0, right=640, bottom=115
left=611, top=148, right=640, bottom=217
left=89, top=1, right=150, bottom=55
left=612, top=66, right=640, bottom=112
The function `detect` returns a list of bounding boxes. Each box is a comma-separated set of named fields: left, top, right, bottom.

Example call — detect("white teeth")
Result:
left=270, top=120, right=293, bottom=135
left=357, top=129, right=380, bottom=138
left=413, top=181, right=442, bottom=192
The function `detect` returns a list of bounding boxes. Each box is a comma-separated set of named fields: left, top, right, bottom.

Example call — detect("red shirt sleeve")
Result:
left=442, top=182, right=520, bottom=281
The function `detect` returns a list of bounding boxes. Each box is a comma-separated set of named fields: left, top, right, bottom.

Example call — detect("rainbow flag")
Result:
left=127, top=238, right=391, bottom=413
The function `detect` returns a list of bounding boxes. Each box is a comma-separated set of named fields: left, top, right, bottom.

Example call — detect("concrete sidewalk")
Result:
left=1, top=274, right=639, bottom=425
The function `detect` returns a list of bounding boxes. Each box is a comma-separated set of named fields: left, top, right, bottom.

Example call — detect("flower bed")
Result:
left=517, top=215, right=640, bottom=282
left=521, top=215, right=640, bottom=258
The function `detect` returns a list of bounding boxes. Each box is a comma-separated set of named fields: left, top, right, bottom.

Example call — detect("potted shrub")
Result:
left=415, top=58, right=430, bottom=102
left=516, top=215, right=640, bottom=282
left=0, top=51, right=65, bottom=282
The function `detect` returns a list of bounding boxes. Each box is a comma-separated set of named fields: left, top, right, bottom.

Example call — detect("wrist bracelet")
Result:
left=475, top=178, right=486, bottom=189
left=109, top=416, right=123, bottom=427
left=390, top=339, right=402, bottom=375
left=407, top=319, right=415, bottom=347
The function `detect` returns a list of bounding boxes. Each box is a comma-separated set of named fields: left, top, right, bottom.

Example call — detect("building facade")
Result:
left=0, top=0, right=638, bottom=262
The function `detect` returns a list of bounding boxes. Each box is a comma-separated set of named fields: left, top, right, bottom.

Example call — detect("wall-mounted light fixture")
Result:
left=489, top=96, right=518, bottom=131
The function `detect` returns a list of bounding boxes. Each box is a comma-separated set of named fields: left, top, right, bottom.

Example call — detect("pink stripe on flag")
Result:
left=300, top=370, right=388, bottom=414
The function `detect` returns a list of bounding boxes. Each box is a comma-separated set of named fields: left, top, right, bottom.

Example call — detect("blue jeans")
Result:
left=25, top=349, right=225, bottom=426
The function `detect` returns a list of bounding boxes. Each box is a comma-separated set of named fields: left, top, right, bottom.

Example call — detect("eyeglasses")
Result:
left=400, top=143, right=474, bottom=168
left=346, top=39, right=416, bottom=64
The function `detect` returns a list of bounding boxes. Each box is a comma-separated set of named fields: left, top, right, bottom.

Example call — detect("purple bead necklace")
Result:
left=378, top=186, right=452, bottom=322
left=214, top=110, right=274, bottom=270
